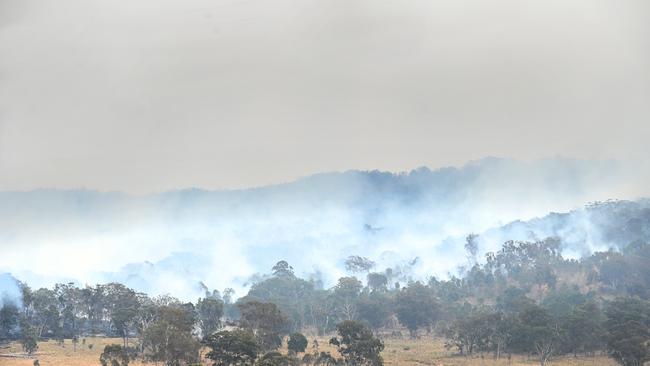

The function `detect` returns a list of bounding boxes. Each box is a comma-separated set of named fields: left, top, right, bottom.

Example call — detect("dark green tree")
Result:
left=0, top=301, right=20, bottom=339
left=315, top=352, right=339, bottom=366
left=272, top=261, right=295, bottom=277
left=287, top=332, right=308, bottom=354
left=366, top=273, right=388, bottom=293
left=356, top=293, right=391, bottom=332
left=329, top=320, right=384, bottom=366
left=444, top=307, right=493, bottom=356
left=20, top=319, right=39, bottom=355
left=605, top=297, right=650, bottom=366
left=394, top=282, right=438, bottom=337
left=512, top=303, right=561, bottom=366
left=562, top=300, right=606, bottom=356
left=256, top=351, right=296, bottom=366
left=99, top=344, right=132, bottom=366
left=205, top=329, right=259, bottom=366
left=238, top=301, right=290, bottom=351
left=241, top=268, right=315, bottom=330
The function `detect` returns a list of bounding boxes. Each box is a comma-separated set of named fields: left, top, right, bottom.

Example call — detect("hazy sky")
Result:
left=1, top=0, right=649, bottom=193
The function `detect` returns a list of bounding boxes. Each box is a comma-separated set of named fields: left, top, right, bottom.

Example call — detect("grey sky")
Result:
left=1, top=0, right=649, bottom=193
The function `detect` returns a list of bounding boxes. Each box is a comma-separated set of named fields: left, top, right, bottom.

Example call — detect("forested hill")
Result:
left=2, top=225, right=650, bottom=366
left=474, top=198, right=650, bottom=256
left=0, top=158, right=647, bottom=298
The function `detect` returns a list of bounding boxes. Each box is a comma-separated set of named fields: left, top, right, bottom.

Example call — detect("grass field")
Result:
left=0, top=337, right=616, bottom=366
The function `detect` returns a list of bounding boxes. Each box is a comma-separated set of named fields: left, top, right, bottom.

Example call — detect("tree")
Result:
left=542, top=286, right=590, bottom=319
left=141, top=304, right=200, bottom=365
left=394, top=282, right=438, bottom=337
left=366, top=273, right=388, bottom=293
left=0, top=301, right=20, bottom=339
left=241, top=269, right=315, bottom=330
left=272, top=261, right=295, bottom=277
left=344, top=256, right=375, bottom=274
left=329, top=320, right=384, bottom=366
left=496, top=287, right=533, bottom=314
left=100, top=344, right=132, bottom=366
left=605, top=297, right=650, bottom=366
left=512, top=303, right=561, bottom=366
left=256, top=351, right=296, bottom=366
left=333, top=277, right=363, bottom=321
left=20, top=319, right=39, bottom=355
left=444, top=307, right=493, bottom=356
left=562, top=300, right=606, bottom=356
left=103, top=283, right=140, bottom=347
left=31, top=288, right=60, bottom=338
left=334, top=278, right=363, bottom=299
left=487, top=239, right=562, bottom=291
left=80, top=284, right=106, bottom=335
left=238, top=301, right=290, bottom=351
left=356, top=293, right=391, bottom=332
left=287, top=332, right=308, bottom=354
left=489, top=311, right=515, bottom=359
left=197, top=297, right=224, bottom=338
left=205, top=329, right=259, bottom=366
left=465, top=234, right=479, bottom=265
left=53, top=282, right=84, bottom=340
left=315, top=352, right=339, bottom=366
left=223, top=288, right=239, bottom=320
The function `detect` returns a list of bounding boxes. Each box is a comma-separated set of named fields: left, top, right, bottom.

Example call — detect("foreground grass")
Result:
left=307, top=337, right=615, bottom=366
left=0, top=338, right=146, bottom=366
left=0, top=337, right=616, bottom=366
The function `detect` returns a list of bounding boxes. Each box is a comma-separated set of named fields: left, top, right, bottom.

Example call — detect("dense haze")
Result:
left=1, top=1, right=649, bottom=302
left=2, top=157, right=650, bottom=301
left=0, top=0, right=649, bottom=192
left=2, top=3, right=650, bottom=366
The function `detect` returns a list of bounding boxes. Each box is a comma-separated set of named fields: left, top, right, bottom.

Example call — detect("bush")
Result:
left=100, top=344, right=136, bottom=366
left=287, top=333, right=308, bottom=354
left=20, top=327, right=38, bottom=355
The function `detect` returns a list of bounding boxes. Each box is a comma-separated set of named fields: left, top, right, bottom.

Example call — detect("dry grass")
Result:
left=304, top=336, right=615, bottom=366
left=0, top=338, right=146, bottom=366
left=0, top=337, right=616, bottom=366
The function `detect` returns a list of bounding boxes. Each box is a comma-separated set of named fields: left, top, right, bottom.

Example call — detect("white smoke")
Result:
left=0, top=158, right=649, bottom=300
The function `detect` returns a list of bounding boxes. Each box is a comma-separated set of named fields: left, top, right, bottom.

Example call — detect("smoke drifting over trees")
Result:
left=2, top=238, right=650, bottom=365
left=2, top=158, right=650, bottom=300
left=1, top=158, right=650, bottom=366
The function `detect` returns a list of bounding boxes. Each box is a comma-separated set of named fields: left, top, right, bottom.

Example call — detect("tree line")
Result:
left=1, top=237, right=649, bottom=366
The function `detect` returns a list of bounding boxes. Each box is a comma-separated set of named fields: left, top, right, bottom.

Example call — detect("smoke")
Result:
left=0, top=158, right=649, bottom=300
left=0, top=0, right=30, bottom=29
left=1, top=0, right=649, bottom=193
left=0, top=273, right=21, bottom=307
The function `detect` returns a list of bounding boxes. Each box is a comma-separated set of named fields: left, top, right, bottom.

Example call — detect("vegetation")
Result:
left=204, top=329, right=259, bottom=366
left=329, top=321, right=384, bottom=366
left=99, top=344, right=132, bottom=366
left=287, top=333, right=308, bottom=354
left=605, top=297, right=650, bottom=366
left=1, top=234, right=650, bottom=366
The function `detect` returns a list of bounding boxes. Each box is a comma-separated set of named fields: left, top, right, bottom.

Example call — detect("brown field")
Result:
left=0, top=338, right=146, bottom=366
left=0, top=337, right=616, bottom=366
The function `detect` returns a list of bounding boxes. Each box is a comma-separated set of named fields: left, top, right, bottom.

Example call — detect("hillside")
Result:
left=0, top=158, right=646, bottom=299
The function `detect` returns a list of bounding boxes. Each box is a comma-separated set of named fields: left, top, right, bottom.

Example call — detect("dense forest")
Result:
left=2, top=225, right=650, bottom=366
